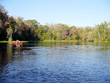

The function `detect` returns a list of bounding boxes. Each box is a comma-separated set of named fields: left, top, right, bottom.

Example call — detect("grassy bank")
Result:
left=36, top=40, right=110, bottom=43
left=1, top=40, right=110, bottom=43
left=0, top=41, right=28, bottom=43
left=38, top=40, right=83, bottom=42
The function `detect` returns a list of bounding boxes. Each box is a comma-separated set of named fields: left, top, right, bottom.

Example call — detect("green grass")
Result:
left=36, top=40, right=110, bottom=43
left=0, top=41, right=28, bottom=43
left=1, top=40, right=110, bottom=43
left=38, top=40, right=83, bottom=42
left=93, top=40, right=110, bottom=42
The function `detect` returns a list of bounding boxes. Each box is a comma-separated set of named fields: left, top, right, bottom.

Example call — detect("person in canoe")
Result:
left=15, top=40, right=23, bottom=47
left=12, top=40, right=23, bottom=46
left=16, top=40, right=20, bottom=43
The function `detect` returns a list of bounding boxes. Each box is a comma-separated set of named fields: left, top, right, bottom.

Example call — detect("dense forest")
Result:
left=0, top=5, right=110, bottom=42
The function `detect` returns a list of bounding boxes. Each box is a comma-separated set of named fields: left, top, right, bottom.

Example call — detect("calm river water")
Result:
left=0, top=42, right=110, bottom=83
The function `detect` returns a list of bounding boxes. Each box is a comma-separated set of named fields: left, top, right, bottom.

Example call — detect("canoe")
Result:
left=12, top=42, right=23, bottom=46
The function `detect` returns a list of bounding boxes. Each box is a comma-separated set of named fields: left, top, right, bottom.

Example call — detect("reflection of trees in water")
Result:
left=36, top=42, right=110, bottom=52
left=0, top=43, right=26, bottom=67
left=0, top=43, right=12, bottom=67
left=0, top=42, right=110, bottom=67
left=35, top=42, right=110, bottom=48
left=12, top=44, right=25, bottom=62
left=37, top=42, right=73, bottom=47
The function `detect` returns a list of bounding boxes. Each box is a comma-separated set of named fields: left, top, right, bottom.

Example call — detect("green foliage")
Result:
left=0, top=5, right=110, bottom=42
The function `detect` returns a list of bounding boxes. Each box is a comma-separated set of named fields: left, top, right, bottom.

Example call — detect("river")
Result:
left=0, top=42, right=110, bottom=83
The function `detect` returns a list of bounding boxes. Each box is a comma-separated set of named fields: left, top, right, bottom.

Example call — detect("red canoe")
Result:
left=12, top=42, right=23, bottom=46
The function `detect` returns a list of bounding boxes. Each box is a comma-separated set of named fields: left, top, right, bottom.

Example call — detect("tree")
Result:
left=69, top=26, right=78, bottom=40
left=0, top=5, right=9, bottom=40
left=52, top=24, right=69, bottom=40
left=6, top=16, right=16, bottom=41
left=24, top=19, right=39, bottom=40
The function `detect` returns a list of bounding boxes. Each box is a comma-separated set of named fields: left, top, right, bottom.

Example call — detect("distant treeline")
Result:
left=0, top=5, right=110, bottom=42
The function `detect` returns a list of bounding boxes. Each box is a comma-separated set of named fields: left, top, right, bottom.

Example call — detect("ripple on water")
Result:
left=0, top=43, right=110, bottom=83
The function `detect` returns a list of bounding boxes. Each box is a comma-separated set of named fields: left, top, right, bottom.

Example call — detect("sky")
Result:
left=0, top=0, right=110, bottom=27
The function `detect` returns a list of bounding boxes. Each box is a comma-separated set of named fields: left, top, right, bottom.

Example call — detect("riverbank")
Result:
left=39, top=40, right=82, bottom=42
left=0, top=41, right=28, bottom=43
left=32, top=40, right=110, bottom=43
left=0, top=40, right=110, bottom=43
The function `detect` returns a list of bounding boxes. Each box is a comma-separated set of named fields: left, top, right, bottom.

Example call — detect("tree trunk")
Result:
left=8, top=37, right=12, bottom=41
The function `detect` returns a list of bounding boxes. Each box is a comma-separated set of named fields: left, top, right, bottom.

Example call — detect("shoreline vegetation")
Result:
left=0, top=40, right=110, bottom=43
left=0, top=5, right=110, bottom=42
left=0, top=41, right=28, bottom=43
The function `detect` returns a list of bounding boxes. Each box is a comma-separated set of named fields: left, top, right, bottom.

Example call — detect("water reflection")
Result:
left=0, top=42, right=110, bottom=83
left=0, top=43, right=13, bottom=67
left=0, top=42, right=110, bottom=67
left=0, top=43, right=33, bottom=67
